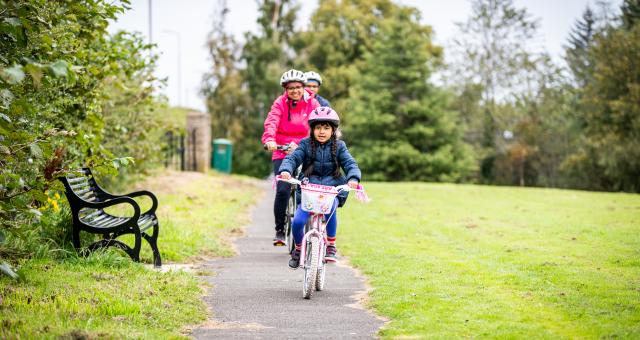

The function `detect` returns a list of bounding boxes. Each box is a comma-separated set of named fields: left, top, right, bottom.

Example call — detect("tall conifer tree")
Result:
left=565, top=6, right=597, bottom=88
left=347, top=7, right=472, bottom=181
left=621, top=0, right=640, bottom=29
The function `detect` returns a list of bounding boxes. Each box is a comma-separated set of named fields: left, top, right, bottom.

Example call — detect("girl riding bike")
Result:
left=278, top=107, right=361, bottom=268
left=262, top=69, right=320, bottom=246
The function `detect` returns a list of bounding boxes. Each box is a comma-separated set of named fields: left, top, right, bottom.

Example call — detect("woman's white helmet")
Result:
left=304, top=71, right=322, bottom=85
left=280, top=69, right=306, bottom=87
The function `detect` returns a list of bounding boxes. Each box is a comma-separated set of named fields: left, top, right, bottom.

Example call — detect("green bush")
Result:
left=0, top=0, right=165, bottom=261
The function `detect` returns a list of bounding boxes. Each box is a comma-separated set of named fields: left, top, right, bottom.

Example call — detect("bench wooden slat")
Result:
left=70, top=180, right=89, bottom=189
left=79, top=209, right=102, bottom=220
left=98, top=217, right=124, bottom=229
left=84, top=213, right=108, bottom=224
left=67, top=177, right=88, bottom=184
left=91, top=216, right=124, bottom=228
left=138, top=215, right=156, bottom=233
left=80, top=192, right=98, bottom=202
left=74, top=187, right=92, bottom=196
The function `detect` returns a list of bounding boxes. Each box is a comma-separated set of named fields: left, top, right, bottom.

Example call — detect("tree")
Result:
left=621, top=0, right=640, bottom=29
left=346, top=7, right=472, bottom=181
left=293, top=0, right=401, bottom=121
left=565, top=6, right=597, bottom=88
left=203, top=0, right=302, bottom=177
left=101, top=31, right=165, bottom=174
left=202, top=1, right=250, bottom=141
left=234, top=0, right=299, bottom=177
left=559, top=1, right=640, bottom=192
left=445, top=0, right=569, bottom=186
left=243, top=0, right=298, bottom=105
left=448, top=0, right=544, bottom=149
left=576, top=23, right=640, bottom=191
left=507, top=63, right=579, bottom=188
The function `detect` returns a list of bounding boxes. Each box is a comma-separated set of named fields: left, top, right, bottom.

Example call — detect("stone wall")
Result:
left=185, top=111, right=211, bottom=173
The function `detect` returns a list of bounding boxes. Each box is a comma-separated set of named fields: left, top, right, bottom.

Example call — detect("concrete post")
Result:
left=186, top=111, right=211, bottom=173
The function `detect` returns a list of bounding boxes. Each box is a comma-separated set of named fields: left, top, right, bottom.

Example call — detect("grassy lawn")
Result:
left=1, top=257, right=205, bottom=339
left=339, top=182, right=640, bottom=339
left=0, top=170, right=261, bottom=339
left=134, top=171, right=261, bottom=261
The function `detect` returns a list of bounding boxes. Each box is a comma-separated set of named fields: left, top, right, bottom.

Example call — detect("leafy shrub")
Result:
left=0, top=0, right=165, bottom=260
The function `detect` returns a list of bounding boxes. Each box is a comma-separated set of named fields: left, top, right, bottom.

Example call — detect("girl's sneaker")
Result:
left=289, top=249, right=301, bottom=269
left=325, top=245, right=337, bottom=262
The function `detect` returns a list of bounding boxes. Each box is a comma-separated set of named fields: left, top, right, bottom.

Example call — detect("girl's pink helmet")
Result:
left=308, top=107, right=340, bottom=126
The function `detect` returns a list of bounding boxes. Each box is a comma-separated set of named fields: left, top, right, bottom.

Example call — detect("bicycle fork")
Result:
left=299, top=216, right=326, bottom=269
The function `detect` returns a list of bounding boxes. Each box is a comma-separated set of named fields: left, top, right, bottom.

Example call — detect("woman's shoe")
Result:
left=273, top=230, right=286, bottom=246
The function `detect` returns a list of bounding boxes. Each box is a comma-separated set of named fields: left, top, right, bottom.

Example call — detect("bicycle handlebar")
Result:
left=263, top=143, right=291, bottom=151
left=275, top=175, right=301, bottom=185
left=275, top=175, right=364, bottom=193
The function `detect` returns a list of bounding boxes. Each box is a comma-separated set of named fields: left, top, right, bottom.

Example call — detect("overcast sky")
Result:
left=108, top=0, right=622, bottom=111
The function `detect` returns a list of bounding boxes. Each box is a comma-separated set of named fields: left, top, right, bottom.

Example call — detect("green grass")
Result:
left=0, top=171, right=260, bottom=338
left=1, top=256, right=204, bottom=339
left=339, top=182, right=640, bottom=339
left=133, top=171, right=261, bottom=262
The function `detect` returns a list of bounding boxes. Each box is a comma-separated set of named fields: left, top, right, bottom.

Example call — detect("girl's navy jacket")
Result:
left=278, top=137, right=361, bottom=206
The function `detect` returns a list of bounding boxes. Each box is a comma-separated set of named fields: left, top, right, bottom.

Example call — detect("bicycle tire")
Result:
left=316, top=254, right=326, bottom=291
left=303, top=236, right=319, bottom=299
left=286, top=191, right=296, bottom=254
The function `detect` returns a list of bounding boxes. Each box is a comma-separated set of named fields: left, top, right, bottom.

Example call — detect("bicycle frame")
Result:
left=299, top=209, right=328, bottom=271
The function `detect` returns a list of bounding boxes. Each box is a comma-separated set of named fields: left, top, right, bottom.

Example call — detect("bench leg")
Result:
left=87, top=238, right=138, bottom=261
left=72, top=227, right=82, bottom=250
left=131, top=228, right=142, bottom=262
left=76, top=225, right=158, bottom=266
left=142, top=222, right=162, bottom=267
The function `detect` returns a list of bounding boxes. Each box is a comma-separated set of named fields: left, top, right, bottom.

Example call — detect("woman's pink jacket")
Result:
left=261, top=89, right=320, bottom=160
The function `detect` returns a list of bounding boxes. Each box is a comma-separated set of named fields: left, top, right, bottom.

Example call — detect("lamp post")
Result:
left=148, top=0, right=153, bottom=45
left=163, top=30, right=182, bottom=107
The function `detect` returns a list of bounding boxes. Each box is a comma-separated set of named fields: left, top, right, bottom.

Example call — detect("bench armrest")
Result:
left=123, top=190, right=158, bottom=215
left=91, top=184, right=157, bottom=216
left=76, top=196, right=141, bottom=222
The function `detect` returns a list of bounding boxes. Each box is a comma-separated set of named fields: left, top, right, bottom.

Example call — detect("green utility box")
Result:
left=211, top=138, right=233, bottom=173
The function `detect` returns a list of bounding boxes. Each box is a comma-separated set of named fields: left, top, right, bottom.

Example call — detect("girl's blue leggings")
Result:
left=292, top=198, right=338, bottom=245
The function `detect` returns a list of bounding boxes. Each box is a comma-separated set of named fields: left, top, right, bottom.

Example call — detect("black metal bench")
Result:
left=59, top=168, right=162, bottom=267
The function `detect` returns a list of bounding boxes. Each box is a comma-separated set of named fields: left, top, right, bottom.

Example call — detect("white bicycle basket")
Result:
left=300, top=183, right=339, bottom=214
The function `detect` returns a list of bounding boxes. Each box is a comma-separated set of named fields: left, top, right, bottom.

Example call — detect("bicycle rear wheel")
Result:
left=302, top=236, right=319, bottom=299
left=286, top=191, right=296, bottom=254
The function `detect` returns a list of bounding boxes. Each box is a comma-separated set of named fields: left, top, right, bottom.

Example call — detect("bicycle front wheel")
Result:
left=302, top=236, right=319, bottom=299
left=316, top=254, right=326, bottom=291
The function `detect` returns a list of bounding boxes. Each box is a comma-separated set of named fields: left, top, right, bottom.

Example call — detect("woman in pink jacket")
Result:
left=262, top=69, right=320, bottom=245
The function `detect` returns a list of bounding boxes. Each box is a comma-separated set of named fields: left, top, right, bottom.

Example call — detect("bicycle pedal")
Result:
left=273, top=240, right=286, bottom=246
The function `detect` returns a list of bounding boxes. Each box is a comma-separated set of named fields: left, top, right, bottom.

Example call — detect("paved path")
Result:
left=192, top=181, right=384, bottom=339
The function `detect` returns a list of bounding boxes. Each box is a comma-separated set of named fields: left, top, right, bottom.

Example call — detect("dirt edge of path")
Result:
left=338, top=256, right=391, bottom=327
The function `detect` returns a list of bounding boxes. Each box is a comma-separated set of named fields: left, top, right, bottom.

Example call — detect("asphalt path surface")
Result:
left=192, top=181, right=384, bottom=339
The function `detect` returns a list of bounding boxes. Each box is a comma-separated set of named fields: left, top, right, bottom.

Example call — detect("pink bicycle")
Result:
left=276, top=176, right=368, bottom=299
